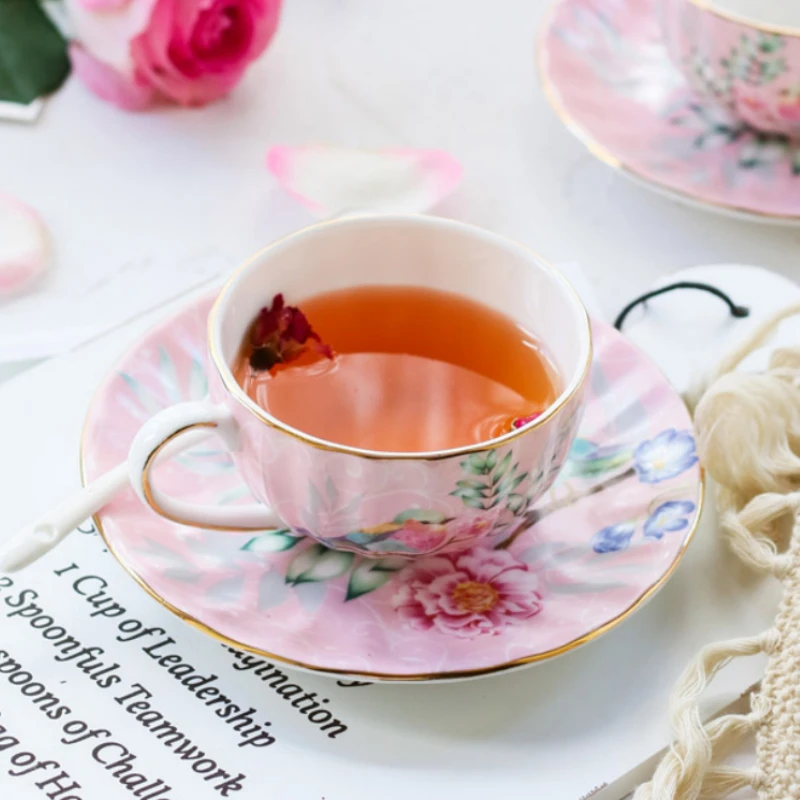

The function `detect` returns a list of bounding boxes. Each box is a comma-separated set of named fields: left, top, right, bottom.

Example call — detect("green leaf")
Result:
left=506, top=494, right=526, bottom=514
left=451, top=487, right=485, bottom=501
left=286, top=544, right=354, bottom=584
left=392, top=509, right=448, bottom=524
left=0, top=0, right=70, bottom=104
left=462, top=496, right=487, bottom=510
left=510, top=472, right=528, bottom=490
left=158, top=346, right=183, bottom=405
left=241, top=529, right=302, bottom=553
left=188, top=357, right=208, bottom=401
left=345, top=530, right=396, bottom=545
left=492, top=452, right=513, bottom=484
left=346, top=557, right=406, bottom=601
left=758, top=35, right=782, bottom=53
left=485, top=450, right=498, bottom=471
left=456, top=479, right=489, bottom=491
left=496, top=470, right=526, bottom=497
left=461, top=452, right=491, bottom=475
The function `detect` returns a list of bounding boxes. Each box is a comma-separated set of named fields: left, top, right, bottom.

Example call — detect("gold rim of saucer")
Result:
left=79, top=292, right=705, bottom=682
left=688, top=0, right=800, bottom=37
left=537, top=0, right=800, bottom=224
left=207, top=214, right=594, bottom=462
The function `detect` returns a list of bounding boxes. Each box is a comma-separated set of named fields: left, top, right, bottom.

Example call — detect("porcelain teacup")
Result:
left=128, top=215, right=591, bottom=558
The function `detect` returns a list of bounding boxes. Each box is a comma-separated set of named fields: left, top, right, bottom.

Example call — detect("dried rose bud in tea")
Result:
left=248, top=293, right=333, bottom=371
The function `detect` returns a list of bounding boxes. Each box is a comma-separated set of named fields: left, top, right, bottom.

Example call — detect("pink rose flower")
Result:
left=392, top=547, right=542, bottom=638
left=66, top=0, right=281, bottom=110
left=391, top=520, right=450, bottom=553
left=390, top=515, right=496, bottom=555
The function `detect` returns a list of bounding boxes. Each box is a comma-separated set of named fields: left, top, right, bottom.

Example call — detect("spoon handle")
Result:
left=0, top=463, right=129, bottom=572
left=1, top=428, right=211, bottom=573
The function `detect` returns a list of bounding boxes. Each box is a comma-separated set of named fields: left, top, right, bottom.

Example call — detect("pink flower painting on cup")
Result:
left=392, top=547, right=543, bottom=638
left=67, top=0, right=281, bottom=109
left=389, top=515, right=496, bottom=555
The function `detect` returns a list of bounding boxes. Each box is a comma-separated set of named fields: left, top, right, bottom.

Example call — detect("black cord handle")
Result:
left=614, top=281, right=749, bottom=331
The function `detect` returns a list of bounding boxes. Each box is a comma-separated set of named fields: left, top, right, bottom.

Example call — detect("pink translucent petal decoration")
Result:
left=0, top=194, right=50, bottom=300
left=78, top=0, right=130, bottom=10
left=266, top=146, right=462, bottom=217
left=69, top=44, right=156, bottom=111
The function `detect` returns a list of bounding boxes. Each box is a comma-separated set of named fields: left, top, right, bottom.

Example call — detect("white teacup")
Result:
left=128, top=215, right=591, bottom=559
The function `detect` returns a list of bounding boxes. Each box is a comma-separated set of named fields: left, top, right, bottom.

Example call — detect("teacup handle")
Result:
left=127, top=400, right=281, bottom=531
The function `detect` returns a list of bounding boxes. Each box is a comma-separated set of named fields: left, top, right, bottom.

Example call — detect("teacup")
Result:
left=128, top=215, right=591, bottom=558
left=659, top=0, right=800, bottom=137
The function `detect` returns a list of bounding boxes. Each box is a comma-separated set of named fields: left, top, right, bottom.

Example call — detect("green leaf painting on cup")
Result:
left=452, top=450, right=531, bottom=517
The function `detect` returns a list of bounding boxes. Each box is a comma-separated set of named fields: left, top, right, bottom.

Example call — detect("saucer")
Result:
left=82, top=293, right=703, bottom=681
left=539, top=0, right=800, bottom=222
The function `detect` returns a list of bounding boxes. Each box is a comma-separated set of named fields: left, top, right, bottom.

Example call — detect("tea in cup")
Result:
left=128, top=215, right=591, bottom=558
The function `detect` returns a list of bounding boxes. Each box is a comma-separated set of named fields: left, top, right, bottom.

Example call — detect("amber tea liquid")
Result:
left=233, top=286, right=558, bottom=452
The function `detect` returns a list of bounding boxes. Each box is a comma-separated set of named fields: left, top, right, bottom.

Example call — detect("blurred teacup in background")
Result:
left=659, top=0, right=800, bottom=136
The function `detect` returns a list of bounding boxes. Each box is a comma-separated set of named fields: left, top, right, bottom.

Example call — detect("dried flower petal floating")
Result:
left=249, top=293, right=333, bottom=371
left=266, top=146, right=462, bottom=217
left=512, top=413, right=541, bottom=430
left=0, top=193, right=50, bottom=299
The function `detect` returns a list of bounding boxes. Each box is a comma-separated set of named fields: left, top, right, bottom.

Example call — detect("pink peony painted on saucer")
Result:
left=392, top=547, right=543, bottom=638
left=66, top=0, right=281, bottom=109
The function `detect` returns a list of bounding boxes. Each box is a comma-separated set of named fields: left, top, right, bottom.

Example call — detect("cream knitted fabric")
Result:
left=633, top=304, right=800, bottom=800
left=756, top=535, right=800, bottom=800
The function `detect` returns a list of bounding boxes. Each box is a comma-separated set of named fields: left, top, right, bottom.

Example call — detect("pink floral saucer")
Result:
left=82, top=293, right=703, bottom=681
left=539, top=0, right=800, bottom=222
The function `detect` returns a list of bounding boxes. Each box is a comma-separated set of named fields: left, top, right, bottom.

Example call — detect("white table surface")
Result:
left=0, top=1, right=795, bottom=795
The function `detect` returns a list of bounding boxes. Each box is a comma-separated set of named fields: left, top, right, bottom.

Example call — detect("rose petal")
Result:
left=78, top=0, right=131, bottom=10
left=266, top=145, right=463, bottom=217
left=69, top=44, right=156, bottom=111
left=0, top=194, right=50, bottom=299
left=65, top=0, right=159, bottom=75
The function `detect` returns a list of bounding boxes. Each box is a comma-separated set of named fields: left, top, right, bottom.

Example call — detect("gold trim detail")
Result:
left=206, top=214, right=594, bottom=461
left=140, top=421, right=268, bottom=533
left=537, top=0, right=800, bottom=223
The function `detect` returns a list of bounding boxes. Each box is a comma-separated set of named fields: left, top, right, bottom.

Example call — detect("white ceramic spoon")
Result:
left=0, top=429, right=209, bottom=572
